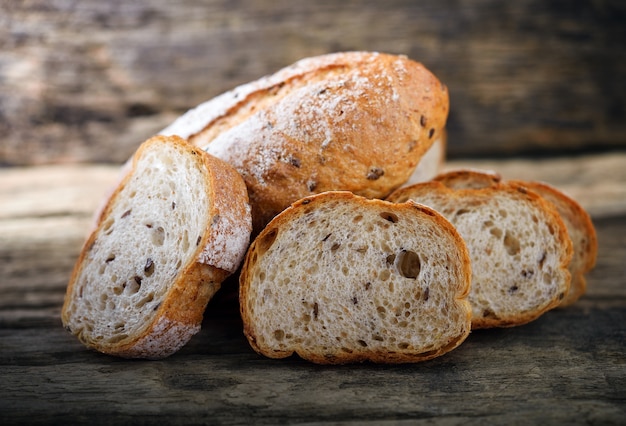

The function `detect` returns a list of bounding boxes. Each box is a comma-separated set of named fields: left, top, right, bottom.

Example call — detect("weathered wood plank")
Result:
left=0, top=304, right=624, bottom=424
left=1, top=0, right=624, bottom=165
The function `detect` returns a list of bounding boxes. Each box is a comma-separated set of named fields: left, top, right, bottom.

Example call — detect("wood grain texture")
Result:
left=1, top=0, right=625, bottom=165
left=0, top=154, right=625, bottom=424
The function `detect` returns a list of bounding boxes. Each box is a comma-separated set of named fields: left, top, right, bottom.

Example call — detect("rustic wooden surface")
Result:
left=1, top=153, right=625, bottom=425
left=2, top=0, right=625, bottom=166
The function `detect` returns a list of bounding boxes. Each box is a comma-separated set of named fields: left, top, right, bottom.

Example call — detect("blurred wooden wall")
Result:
left=1, top=0, right=624, bottom=166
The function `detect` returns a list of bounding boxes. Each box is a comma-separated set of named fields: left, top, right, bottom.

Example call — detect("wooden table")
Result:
left=1, top=153, right=625, bottom=425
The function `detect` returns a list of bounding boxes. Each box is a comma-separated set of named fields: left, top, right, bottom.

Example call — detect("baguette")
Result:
left=239, top=191, right=472, bottom=364
left=62, top=136, right=252, bottom=359
left=387, top=170, right=573, bottom=329
left=160, top=51, right=449, bottom=233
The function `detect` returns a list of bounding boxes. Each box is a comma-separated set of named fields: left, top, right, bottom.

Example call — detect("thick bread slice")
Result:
left=432, top=170, right=596, bottom=307
left=387, top=170, right=573, bottom=329
left=510, top=180, right=598, bottom=307
left=239, top=191, right=472, bottom=364
left=62, top=136, right=252, bottom=359
left=160, top=52, right=449, bottom=233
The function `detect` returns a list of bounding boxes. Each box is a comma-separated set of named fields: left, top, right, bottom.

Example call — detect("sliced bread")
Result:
left=387, top=170, right=573, bottom=329
left=62, top=135, right=252, bottom=359
left=432, top=171, right=597, bottom=306
left=510, top=180, right=597, bottom=307
left=239, top=191, right=472, bottom=364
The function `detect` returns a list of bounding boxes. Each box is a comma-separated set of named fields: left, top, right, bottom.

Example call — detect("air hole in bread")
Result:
left=379, top=270, right=391, bottom=281
left=136, top=293, right=154, bottom=308
left=490, top=227, right=503, bottom=238
left=380, top=212, right=399, bottom=223
left=503, top=231, right=521, bottom=256
left=455, top=209, right=470, bottom=216
left=357, top=339, right=367, bottom=347
left=353, top=214, right=363, bottom=223
left=396, top=250, right=421, bottom=279
left=125, top=278, right=141, bottom=295
left=273, top=330, right=285, bottom=341
left=151, top=226, right=165, bottom=246
left=499, top=209, right=508, bottom=218
left=376, top=306, right=386, bottom=318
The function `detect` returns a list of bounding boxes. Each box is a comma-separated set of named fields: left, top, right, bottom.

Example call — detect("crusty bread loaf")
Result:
left=510, top=180, right=597, bottom=307
left=160, top=51, right=449, bottom=234
left=239, top=191, right=472, bottom=364
left=62, top=135, right=252, bottom=359
left=387, top=170, right=573, bottom=329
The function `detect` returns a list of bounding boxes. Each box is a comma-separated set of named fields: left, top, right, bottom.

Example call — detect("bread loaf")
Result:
left=387, top=170, right=573, bottom=329
left=239, top=191, right=472, bottom=364
left=160, top=51, right=449, bottom=233
left=62, top=136, right=252, bottom=359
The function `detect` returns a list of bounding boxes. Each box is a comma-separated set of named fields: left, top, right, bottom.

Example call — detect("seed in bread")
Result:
left=387, top=170, right=573, bottom=329
left=239, top=191, right=472, bottom=364
left=160, top=51, right=450, bottom=234
left=62, top=136, right=252, bottom=359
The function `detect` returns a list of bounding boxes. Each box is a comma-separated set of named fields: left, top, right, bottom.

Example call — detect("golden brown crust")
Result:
left=162, top=52, right=449, bottom=234
left=239, top=191, right=472, bottom=364
left=62, top=136, right=251, bottom=359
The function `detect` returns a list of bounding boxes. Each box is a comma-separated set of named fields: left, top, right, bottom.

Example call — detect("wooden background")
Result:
left=1, top=0, right=625, bottom=166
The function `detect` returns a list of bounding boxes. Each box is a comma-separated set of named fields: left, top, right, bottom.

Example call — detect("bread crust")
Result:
left=239, top=191, right=472, bottom=364
left=388, top=170, right=574, bottom=329
left=62, top=136, right=251, bottom=359
left=161, top=52, right=449, bottom=234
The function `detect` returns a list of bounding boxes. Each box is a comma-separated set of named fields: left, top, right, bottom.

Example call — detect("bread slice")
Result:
left=387, top=170, right=573, bottom=329
left=432, top=171, right=596, bottom=306
left=510, top=180, right=597, bottom=307
left=160, top=52, right=450, bottom=234
left=62, top=135, right=252, bottom=359
left=239, top=191, right=472, bottom=364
